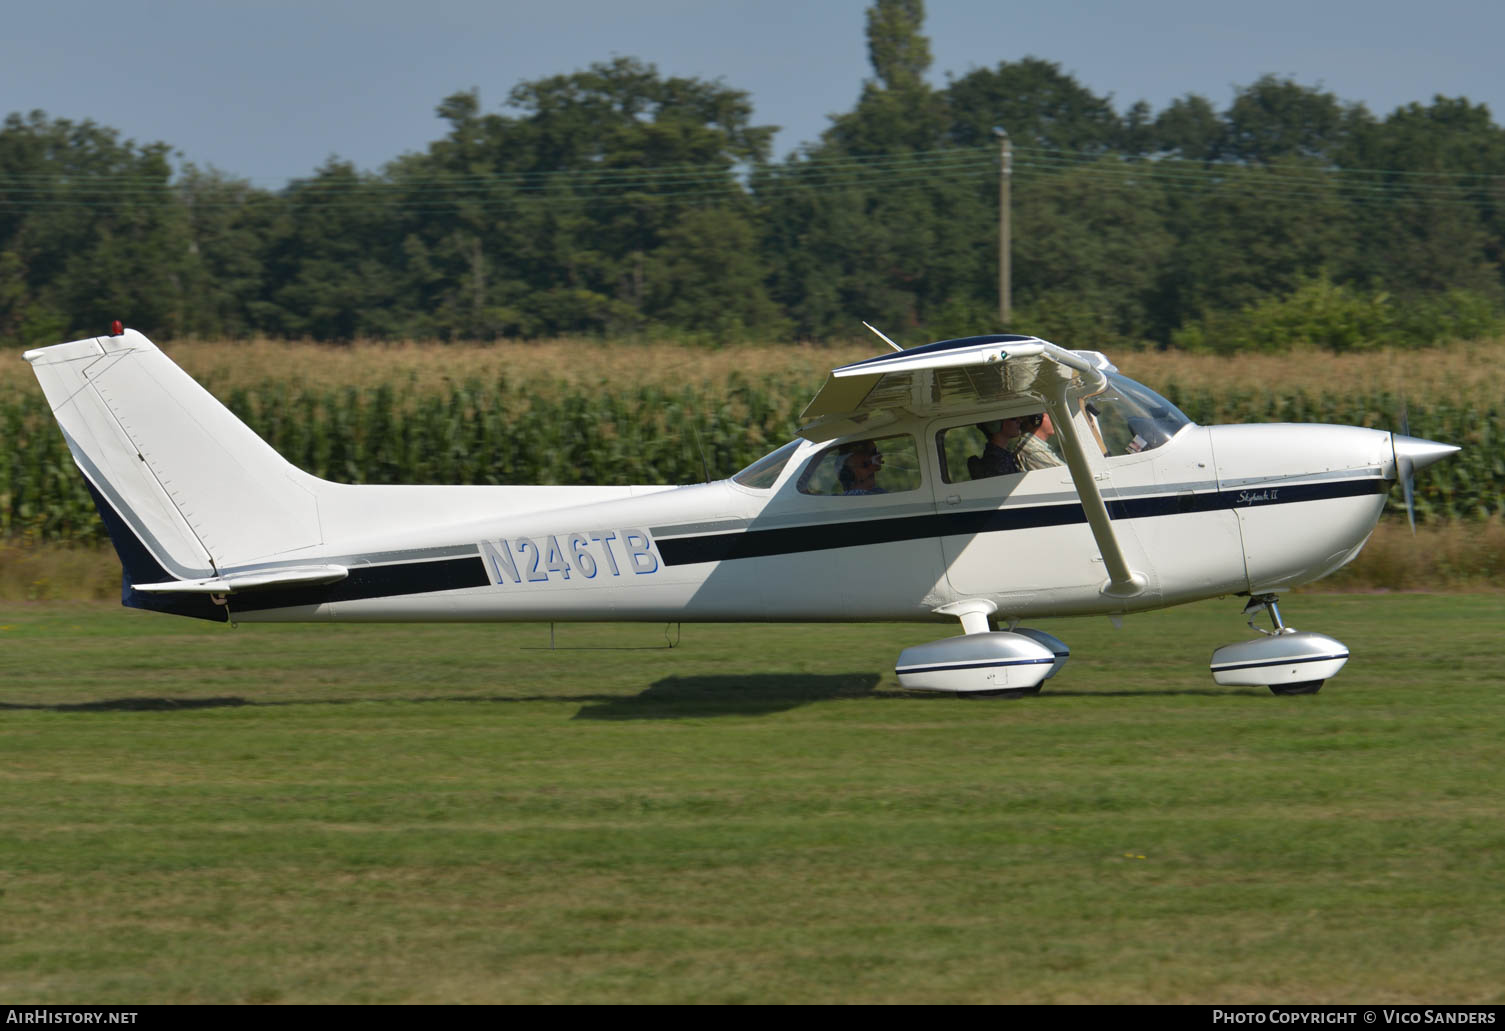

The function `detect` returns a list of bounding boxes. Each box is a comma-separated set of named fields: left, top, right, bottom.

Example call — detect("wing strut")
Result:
left=1038, top=363, right=1147, bottom=599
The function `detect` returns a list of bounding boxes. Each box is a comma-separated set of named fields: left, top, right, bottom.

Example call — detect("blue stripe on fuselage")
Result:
left=655, top=476, right=1388, bottom=567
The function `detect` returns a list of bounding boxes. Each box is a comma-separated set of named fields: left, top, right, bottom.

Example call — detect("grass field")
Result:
left=2, top=594, right=1502, bottom=1003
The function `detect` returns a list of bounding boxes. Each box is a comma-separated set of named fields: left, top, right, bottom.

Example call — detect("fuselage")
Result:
left=227, top=413, right=1395, bottom=627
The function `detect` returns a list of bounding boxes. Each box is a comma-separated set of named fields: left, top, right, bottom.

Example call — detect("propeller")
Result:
left=1398, top=402, right=1415, bottom=534
left=1389, top=404, right=1461, bottom=534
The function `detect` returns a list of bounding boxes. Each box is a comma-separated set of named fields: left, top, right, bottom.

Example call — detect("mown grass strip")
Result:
left=1, top=596, right=1502, bottom=1003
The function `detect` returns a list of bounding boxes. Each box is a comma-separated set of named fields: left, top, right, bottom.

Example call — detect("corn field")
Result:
left=3, top=371, right=1500, bottom=546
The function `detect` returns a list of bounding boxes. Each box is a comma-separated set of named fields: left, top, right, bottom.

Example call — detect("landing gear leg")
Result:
left=1244, top=594, right=1290, bottom=636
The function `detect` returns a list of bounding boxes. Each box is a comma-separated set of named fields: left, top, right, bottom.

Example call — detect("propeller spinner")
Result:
left=1390, top=433, right=1462, bottom=532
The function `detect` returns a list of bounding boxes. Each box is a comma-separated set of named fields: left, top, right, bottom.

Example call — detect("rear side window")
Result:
left=797, top=434, right=922, bottom=496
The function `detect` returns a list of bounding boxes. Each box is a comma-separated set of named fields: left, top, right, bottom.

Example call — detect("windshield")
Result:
left=1085, top=373, right=1192, bottom=456
left=731, top=439, right=802, bottom=490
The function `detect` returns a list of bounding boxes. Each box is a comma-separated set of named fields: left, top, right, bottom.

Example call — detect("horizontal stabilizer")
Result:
left=133, top=564, right=349, bottom=595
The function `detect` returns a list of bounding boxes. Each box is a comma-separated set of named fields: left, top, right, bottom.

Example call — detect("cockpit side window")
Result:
left=935, top=415, right=1064, bottom=483
left=797, top=434, right=922, bottom=496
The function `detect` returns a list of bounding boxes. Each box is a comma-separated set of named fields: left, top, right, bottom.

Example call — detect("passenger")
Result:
left=837, top=440, right=886, bottom=495
left=970, top=418, right=1023, bottom=479
left=1010, top=412, right=1064, bottom=471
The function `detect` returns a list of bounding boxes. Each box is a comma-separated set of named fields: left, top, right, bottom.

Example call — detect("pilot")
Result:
left=837, top=440, right=886, bottom=495
left=969, top=418, right=1023, bottom=479
left=1009, top=412, right=1064, bottom=471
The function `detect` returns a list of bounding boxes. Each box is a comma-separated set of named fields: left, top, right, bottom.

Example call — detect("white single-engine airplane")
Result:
left=26, top=325, right=1458, bottom=696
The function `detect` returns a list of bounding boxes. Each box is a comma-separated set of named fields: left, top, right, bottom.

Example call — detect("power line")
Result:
left=1, top=143, right=1501, bottom=212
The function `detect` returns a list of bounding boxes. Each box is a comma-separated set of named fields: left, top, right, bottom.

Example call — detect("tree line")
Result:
left=3, top=0, right=1504, bottom=351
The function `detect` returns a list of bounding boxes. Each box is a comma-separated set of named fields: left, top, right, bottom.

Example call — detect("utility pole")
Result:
left=994, top=127, right=1011, bottom=326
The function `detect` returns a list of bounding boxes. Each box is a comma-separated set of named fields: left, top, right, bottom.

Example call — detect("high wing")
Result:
left=799, top=333, right=1146, bottom=599
left=798, top=334, right=1115, bottom=442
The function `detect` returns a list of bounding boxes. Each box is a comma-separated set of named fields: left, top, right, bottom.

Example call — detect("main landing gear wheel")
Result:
left=1269, top=680, right=1323, bottom=696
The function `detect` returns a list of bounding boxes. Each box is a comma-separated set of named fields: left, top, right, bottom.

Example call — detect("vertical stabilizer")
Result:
left=25, top=330, right=324, bottom=578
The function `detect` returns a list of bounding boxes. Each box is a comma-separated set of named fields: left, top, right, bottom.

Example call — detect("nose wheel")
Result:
left=1210, top=595, right=1349, bottom=695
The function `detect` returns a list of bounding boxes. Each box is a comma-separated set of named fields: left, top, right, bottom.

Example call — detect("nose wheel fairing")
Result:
left=1210, top=595, right=1349, bottom=695
left=1209, top=631, right=1350, bottom=690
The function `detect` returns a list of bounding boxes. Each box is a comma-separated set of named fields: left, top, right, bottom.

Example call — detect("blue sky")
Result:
left=4, top=0, right=1501, bottom=184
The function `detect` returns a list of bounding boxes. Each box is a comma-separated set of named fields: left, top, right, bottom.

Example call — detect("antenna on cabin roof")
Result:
left=862, top=321, right=903, bottom=352
left=690, top=424, right=711, bottom=484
